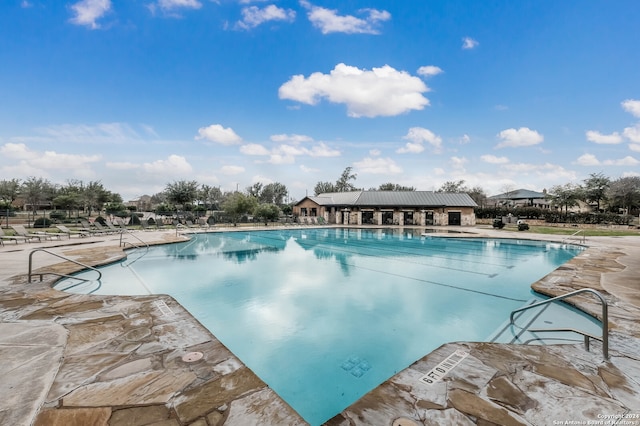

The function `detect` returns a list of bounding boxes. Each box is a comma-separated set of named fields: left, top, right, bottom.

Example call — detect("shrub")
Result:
left=492, top=219, right=505, bottom=229
left=95, top=216, right=107, bottom=225
left=50, top=211, right=67, bottom=221
left=33, top=217, right=52, bottom=228
left=518, top=222, right=530, bottom=231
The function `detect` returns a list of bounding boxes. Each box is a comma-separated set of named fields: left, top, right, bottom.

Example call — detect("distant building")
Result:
left=126, top=195, right=152, bottom=211
left=293, top=191, right=477, bottom=226
left=488, top=189, right=550, bottom=209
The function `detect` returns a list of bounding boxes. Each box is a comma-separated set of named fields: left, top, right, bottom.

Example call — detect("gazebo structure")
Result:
left=293, top=191, right=477, bottom=226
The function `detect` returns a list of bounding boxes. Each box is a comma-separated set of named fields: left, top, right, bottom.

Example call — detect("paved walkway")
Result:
left=0, top=226, right=638, bottom=425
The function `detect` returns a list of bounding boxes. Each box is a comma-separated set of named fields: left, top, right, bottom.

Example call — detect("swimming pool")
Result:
left=55, top=228, right=584, bottom=425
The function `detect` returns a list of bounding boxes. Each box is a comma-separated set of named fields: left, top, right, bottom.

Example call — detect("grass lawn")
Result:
left=502, top=225, right=640, bottom=237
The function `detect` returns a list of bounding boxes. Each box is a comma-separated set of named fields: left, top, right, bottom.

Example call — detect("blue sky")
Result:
left=1, top=0, right=639, bottom=202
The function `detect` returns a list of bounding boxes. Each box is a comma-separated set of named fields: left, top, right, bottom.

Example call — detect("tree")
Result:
left=467, top=186, right=488, bottom=207
left=254, top=203, right=281, bottom=225
left=335, top=167, right=357, bottom=192
left=377, top=183, right=416, bottom=191
left=199, top=185, right=223, bottom=212
left=607, top=176, right=640, bottom=214
left=437, top=180, right=467, bottom=193
left=0, top=178, right=21, bottom=204
left=165, top=180, right=199, bottom=212
left=546, top=183, right=581, bottom=216
left=582, top=172, right=610, bottom=212
left=246, top=182, right=263, bottom=198
left=83, top=181, right=109, bottom=215
left=314, top=181, right=336, bottom=195
left=221, top=192, right=258, bottom=225
left=21, top=177, right=54, bottom=225
left=262, top=182, right=288, bottom=205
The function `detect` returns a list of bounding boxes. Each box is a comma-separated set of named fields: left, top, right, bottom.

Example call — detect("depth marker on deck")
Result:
left=154, top=300, right=175, bottom=316
left=418, top=350, right=469, bottom=385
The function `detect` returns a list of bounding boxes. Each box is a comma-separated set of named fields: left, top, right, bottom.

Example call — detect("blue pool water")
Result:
left=55, top=228, right=584, bottom=425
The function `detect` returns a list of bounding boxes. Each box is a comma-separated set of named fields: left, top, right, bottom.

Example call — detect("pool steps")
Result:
left=489, top=294, right=604, bottom=350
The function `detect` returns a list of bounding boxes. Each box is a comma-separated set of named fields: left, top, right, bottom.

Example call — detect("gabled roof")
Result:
left=301, top=191, right=477, bottom=207
left=488, top=189, right=546, bottom=200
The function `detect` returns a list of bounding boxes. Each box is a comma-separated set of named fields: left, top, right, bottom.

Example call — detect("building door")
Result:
left=448, top=211, right=461, bottom=225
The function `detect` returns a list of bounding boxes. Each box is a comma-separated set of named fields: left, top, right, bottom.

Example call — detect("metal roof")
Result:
left=308, top=191, right=477, bottom=207
left=488, top=189, right=546, bottom=200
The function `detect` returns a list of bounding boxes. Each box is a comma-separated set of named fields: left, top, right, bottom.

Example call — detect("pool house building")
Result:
left=293, top=191, right=478, bottom=226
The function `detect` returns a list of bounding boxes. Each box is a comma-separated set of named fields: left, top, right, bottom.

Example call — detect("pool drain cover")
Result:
left=182, top=352, right=204, bottom=363
left=392, top=417, right=419, bottom=426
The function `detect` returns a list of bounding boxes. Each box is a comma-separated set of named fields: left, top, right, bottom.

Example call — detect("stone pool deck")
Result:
left=0, top=226, right=638, bottom=426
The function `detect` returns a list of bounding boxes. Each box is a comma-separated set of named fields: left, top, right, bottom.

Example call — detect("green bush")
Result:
left=33, top=217, right=52, bottom=228
left=492, top=219, right=505, bottom=229
left=518, top=222, right=530, bottom=231
left=50, top=211, right=67, bottom=221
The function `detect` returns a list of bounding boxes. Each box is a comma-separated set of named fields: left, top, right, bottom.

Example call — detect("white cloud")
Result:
left=585, top=130, right=623, bottom=144
left=397, top=127, right=442, bottom=154
left=21, top=1, right=32, bottom=8
left=417, top=65, right=443, bottom=78
left=622, top=99, right=640, bottom=118
left=220, top=165, right=245, bottom=175
left=236, top=4, right=295, bottom=30
left=158, top=0, right=201, bottom=10
left=35, top=122, right=142, bottom=144
left=575, top=153, right=639, bottom=167
left=462, top=37, right=478, bottom=49
left=496, top=127, right=543, bottom=148
left=481, top=154, right=509, bottom=164
left=602, top=156, right=639, bottom=166
left=623, top=124, right=640, bottom=142
left=369, top=149, right=381, bottom=156
left=300, top=165, right=319, bottom=173
left=0, top=143, right=101, bottom=179
left=240, top=143, right=271, bottom=155
left=450, top=156, right=467, bottom=169
left=69, top=0, right=111, bottom=29
left=301, top=1, right=390, bottom=35
left=459, top=134, right=471, bottom=144
left=270, top=133, right=313, bottom=144
left=142, top=154, right=192, bottom=174
left=279, top=63, right=430, bottom=118
left=195, top=124, right=242, bottom=145
left=105, top=161, right=139, bottom=170
left=575, top=153, right=600, bottom=166
left=307, top=142, right=340, bottom=157
left=494, top=105, right=509, bottom=111
left=630, top=143, right=640, bottom=153
left=354, top=157, right=402, bottom=174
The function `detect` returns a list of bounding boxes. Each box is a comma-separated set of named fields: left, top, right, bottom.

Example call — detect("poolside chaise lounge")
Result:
left=105, top=221, right=125, bottom=233
left=80, top=220, right=111, bottom=235
left=0, top=227, right=30, bottom=244
left=10, top=224, right=54, bottom=242
left=55, top=224, right=90, bottom=238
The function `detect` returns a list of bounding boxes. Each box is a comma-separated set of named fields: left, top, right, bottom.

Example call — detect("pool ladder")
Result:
left=509, top=288, right=609, bottom=360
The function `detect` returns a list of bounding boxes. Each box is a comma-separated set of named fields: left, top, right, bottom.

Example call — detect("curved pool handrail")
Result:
left=28, top=248, right=102, bottom=283
left=509, top=288, right=608, bottom=360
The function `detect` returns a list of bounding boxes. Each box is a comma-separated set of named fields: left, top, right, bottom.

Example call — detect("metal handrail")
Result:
left=28, top=248, right=102, bottom=283
left=509, top=288, right=608, bottom=360
left=119, top=230, right=149, bottom=249
left=562, top=229, right=585, bottom=244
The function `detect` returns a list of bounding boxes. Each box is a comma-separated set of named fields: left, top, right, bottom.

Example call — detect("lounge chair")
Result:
left=92, top=221, right=115, bottom=234
left=10, top=225, right=53, bottom=242
left=80, top=220, right=110, bottom=235
left=0, top=227, right=29, bottom=244
left=55, top=224, right=90, bottom=238
left=105, top=221, right=124, bottom=233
